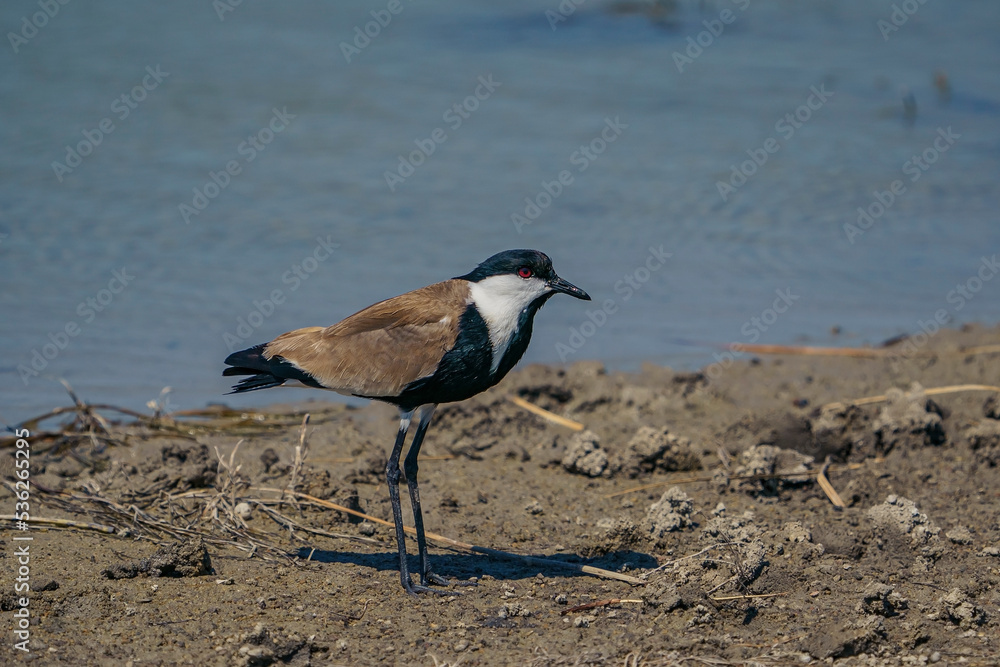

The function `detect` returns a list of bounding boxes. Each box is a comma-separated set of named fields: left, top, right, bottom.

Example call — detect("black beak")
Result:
left=548, top=276, right=591, bottom=301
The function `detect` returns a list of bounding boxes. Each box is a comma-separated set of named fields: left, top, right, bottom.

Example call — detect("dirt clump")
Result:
left=560, top=429, right=609, bottom=477
left=141, top=442, right=217, bottom=492
left=101, top=539, right=213, bottom=579
left=857, top=582, right=908, bottom=617
left=872, top=384, right=946, bottom=452
left=936, top=588, right=988, bottom=628
left=866, top=495, right=941, bottom=547
left=731, top=444, right=813, bottom=495
left=964, top=418, right=1000, bottom=466
left=810, top=403, right=875, bottom=460
left=611, top=426, right=701, bottom=478
left=643, top=486, right=695, bottom=544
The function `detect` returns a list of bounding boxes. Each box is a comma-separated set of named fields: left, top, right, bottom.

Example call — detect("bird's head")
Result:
left=457, top=249, right=591, bottom=313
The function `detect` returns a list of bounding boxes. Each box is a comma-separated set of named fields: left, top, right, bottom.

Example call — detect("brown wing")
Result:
left=263, top=279, right=469, bottom=397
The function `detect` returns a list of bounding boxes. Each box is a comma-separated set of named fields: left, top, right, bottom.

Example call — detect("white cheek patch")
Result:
left=468, top=274, right=549, bottom=374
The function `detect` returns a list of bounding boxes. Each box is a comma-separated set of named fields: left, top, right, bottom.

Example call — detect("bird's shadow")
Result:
left=295, top=548, right=657, bottom=583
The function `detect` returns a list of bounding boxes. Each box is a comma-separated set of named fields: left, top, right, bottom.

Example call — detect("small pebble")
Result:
left=235, top=502, right=253, bottom=520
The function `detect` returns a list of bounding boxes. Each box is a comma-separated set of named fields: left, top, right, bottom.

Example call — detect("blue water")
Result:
left=2, top=0, right=999, bottom=424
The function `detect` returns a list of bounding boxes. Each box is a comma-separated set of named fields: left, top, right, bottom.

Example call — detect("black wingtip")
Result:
left=226, top=373, right=286, bottom=394
left=223, top=344, right=282, bottom=393
left=223, top=342, right=324, bottom=393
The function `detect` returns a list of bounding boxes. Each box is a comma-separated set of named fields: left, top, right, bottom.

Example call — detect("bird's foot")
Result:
left=403, top=577, right=459, bottom=597
left=424, top=571, right=478, bottom=588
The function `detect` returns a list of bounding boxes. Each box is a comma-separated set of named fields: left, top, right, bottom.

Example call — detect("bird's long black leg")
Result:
left=386, top=410, right=420, bottom=595
left=386, top=408, right=450, bottom=596
left=403, top=404, right=476, bottom=589
left=403, top=404, right=436, bottom=586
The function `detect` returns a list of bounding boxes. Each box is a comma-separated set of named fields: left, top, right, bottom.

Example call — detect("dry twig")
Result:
left=508, top=396, right=585, bottom=431
left=560, top=598, right=643, bottom=615
left=816, top=458, right=846, bottom=509
left=282, top=414, right=310, bottom=511
left=0, top=513, right=117, bottom=534
left=711, top=592, right=786, bottom=601
left=822, top=383, right=1000, bottom=411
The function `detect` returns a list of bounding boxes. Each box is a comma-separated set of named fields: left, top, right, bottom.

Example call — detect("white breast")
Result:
left=467, top=275, right=550, bottom=374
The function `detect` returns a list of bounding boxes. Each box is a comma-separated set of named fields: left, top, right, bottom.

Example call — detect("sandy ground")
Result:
left=2, top=324, right=999, bottom=666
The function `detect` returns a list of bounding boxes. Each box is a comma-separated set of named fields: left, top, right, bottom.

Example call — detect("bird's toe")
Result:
left=404, top=576, right=460, bottom=597
left=424, top=571, right=478, bottom=588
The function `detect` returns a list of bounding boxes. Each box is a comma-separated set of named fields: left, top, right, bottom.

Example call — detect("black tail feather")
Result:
left=227, top=373, right=287, bottom=394
left=223, top=343, right=323, bottom=393
left=224, top=344, right=269, bottom=371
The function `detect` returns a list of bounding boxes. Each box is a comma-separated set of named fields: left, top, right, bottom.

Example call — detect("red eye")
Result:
left=517, top=266, right=533, bottom=279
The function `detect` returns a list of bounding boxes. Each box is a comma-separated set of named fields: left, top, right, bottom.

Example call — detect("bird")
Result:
left=223, top=249, right=591, bottom=595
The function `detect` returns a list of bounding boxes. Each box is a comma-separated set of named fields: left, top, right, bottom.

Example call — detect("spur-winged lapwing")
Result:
left=223, top=249, right=590, bottom=595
